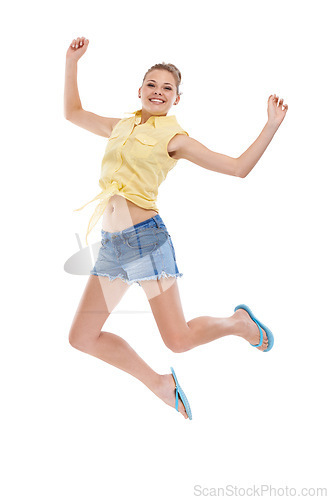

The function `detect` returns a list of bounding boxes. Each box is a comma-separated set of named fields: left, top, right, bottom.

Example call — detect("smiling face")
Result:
left=138, top=69, right=180, bottom=116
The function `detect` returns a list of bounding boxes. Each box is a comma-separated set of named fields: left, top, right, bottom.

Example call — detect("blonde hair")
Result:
left=142, top=62, right=183, bottom=96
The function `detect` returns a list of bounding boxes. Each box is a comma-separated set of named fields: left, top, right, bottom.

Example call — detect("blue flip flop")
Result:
left=234, top=304, right=274, bottom=352
left=170, top=367, right=192, bottom=420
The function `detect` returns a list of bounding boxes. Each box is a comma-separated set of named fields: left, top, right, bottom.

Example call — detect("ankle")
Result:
left=153, top=373, right=172, bottom=396
left=146, top=373, right=166, bottom=396
left=232, top=310, right=249, bottom=339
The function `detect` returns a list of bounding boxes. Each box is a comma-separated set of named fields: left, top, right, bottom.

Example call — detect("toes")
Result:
left=178, top=399, right=188, bottom=418
left=169, top=376, right=189, bottom=418
left=180, top=404, right=187, bottom=418
left=258, top=327, right=268, bottom=351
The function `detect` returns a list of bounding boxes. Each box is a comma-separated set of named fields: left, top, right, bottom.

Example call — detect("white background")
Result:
left=2, top=0, right=328, bottom=498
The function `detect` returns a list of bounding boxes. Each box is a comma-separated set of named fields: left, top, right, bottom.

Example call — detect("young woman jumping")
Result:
left=64, top=36, right=288, bottom=420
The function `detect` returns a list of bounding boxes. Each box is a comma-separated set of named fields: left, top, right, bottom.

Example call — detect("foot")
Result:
left=234, top=308, right=269, bottom=352
left=155, top=374, right=189, bottom=419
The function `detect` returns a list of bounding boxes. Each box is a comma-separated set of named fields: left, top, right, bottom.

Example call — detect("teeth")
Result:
left=150, top=99, right=164, bottom=103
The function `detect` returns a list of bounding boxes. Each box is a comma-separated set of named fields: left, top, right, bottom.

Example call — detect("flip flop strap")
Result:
left=250, top=318, right=263, bottom=347
left=175, top=387, right=179, bottom=411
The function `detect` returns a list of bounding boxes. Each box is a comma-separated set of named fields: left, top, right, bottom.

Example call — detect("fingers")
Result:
left=269, top=94, right=279, bottom=103
left=269, top=93, right=288, bottom=110
left=70, top=36, right=89, bottom=49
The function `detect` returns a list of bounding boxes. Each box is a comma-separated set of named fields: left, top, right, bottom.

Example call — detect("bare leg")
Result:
left=185, top=308, right=268, bottom=352
left=69, top=275, right=189, bottom=418
left=140, top=277, right=269, bottom=353
left=80, top=330, right=158, bottom=393
left=82, top=331, right=189, bottom=418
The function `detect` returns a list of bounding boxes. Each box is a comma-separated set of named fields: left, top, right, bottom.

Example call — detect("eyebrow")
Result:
left=146, top=79, right=173, bottom=86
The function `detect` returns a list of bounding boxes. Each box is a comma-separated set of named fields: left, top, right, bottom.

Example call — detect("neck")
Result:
left=139, top=109, right=167, bottom=125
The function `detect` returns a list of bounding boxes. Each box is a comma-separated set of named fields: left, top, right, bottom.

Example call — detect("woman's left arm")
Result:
left=173, top=94, right=288, bottom=178
left=235, top=94, right=288, bottom=178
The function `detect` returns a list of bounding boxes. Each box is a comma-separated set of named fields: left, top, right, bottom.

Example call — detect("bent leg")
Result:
left=68, top=275, right=189, bottom=417
left=140, top=277, right=268, bottom=352
left=69, top=275, right=160, bottom=391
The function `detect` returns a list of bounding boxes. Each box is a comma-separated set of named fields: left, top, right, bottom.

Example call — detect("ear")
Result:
left=174, top=94, right=181, bottom=105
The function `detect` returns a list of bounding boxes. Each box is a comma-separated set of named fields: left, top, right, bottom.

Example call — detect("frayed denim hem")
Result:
left=90, top=270, right=183, bottom=287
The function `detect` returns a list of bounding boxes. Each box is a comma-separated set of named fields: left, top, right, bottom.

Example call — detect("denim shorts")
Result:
left=90, top=214, right=183, bottom=286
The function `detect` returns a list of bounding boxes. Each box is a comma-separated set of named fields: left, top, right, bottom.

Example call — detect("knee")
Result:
left=68, top=328, right=95, bottom=352
left=68, top=329, right=82, bottom=350
left=165, top=334, right=189, bottom=354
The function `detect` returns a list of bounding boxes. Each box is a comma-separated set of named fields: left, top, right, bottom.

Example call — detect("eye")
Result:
left=147, top=83, right=173, bottom=91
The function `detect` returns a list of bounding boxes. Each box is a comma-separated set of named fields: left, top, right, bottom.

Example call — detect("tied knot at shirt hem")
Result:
left=73, top=180, right=122, bottom=246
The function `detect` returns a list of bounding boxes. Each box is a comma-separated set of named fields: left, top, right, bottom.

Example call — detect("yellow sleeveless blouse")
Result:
left=73, top=108, right=189, bottom=245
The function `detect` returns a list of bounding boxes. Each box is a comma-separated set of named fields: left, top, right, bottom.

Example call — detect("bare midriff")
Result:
left=102, top=195, right=158, bottom=233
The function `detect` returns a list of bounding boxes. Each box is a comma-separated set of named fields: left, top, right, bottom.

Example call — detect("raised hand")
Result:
left=267, top=94, right=288, bottom=128
left=66, top=36, right=89, bottom=62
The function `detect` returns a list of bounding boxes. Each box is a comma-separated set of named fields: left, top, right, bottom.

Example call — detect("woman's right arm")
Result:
left=64, top=37, right=121, bottom=138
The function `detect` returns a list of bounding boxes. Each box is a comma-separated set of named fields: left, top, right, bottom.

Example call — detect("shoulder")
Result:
left=167, top=132, right=191, bottom=160
left=109, top=116, right=134, bottom=138
left=109, top=117, right=123, bottom=134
